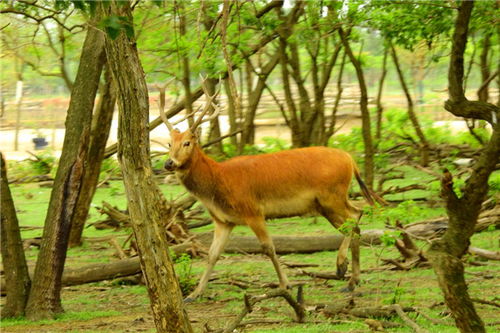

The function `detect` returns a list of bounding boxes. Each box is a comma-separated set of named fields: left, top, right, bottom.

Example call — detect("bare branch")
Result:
left=156, top=80, right=175, bottom=132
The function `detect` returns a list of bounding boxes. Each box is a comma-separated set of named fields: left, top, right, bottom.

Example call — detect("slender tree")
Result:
left=25, top=17, right=106, bottom=320
left=390, top=43, right=430, bottom=166
left=339, top=27, right=375, bottom=188
left=68, top=66, right=116, bottom=247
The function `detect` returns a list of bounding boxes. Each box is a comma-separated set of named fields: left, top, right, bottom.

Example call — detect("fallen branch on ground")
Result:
left=214, top=287, right=305, bottom=333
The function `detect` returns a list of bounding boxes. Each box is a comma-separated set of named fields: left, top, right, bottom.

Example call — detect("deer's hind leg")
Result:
left=318, top=195, right=362, bottom=291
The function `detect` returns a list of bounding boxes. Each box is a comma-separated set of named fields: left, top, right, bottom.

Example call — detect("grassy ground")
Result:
left=1, top=164, right=499, bottom=332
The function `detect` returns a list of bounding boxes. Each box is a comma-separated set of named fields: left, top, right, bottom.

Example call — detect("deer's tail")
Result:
left=353, top=163, right=387, bottom=206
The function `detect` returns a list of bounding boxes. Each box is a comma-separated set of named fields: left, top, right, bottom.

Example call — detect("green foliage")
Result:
left=171, top=252, right=196, bottom=296
left=369, top=1, right=454, bottom=50
left=99, top=15, right=134, bottom=40
left=381, top=200, right=430, bottom=225
left=383, top=283, right=405, bottom=305
left=98, top=157, right=121, bottom=183
left=488, top=172, right=500, bottom=194
left=338, top=218, right=357, bottom=235
left=379, top=230, right=402, bottom=247
left=260, top=137, right=291, bottom=153
left=27, top=150, right=57, bottom=176
left=222, top=137, right=291, bottom=158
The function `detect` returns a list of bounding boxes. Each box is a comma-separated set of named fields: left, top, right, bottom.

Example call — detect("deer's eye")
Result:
left=167, top=143, right=171, bottom=148
left=183, top=141, right=191, bottom=147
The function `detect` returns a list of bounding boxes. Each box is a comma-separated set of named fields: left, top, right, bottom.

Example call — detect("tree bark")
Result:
left=0, top=153, right=31, bottom=317
left=25, top=22, right=106, bottom=321
left=390, top=43, right=430, bottom=166
left=426, top=2, right=500, bottom=332
left=99, top=2, right=193, bottom=332
left=68, top=66, right=116, bottom=247
left=339, top=28, right=375, bottom=188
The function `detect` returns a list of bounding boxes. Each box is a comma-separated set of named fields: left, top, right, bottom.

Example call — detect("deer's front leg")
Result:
left=185, top=219, right=234, bottom=302
left=247, top=216, right=290, bottom=290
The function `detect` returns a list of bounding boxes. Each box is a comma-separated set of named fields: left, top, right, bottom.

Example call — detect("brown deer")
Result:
left=158, top=82, right=382, bottom=302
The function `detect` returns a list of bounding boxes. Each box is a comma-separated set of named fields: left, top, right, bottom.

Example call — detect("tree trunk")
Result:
left=277, top=3, right=306, bottom=147
left=339, top=28, right=375, bottom=188
left=324, top=50, right=347, bottom=146
left=13, top=60, right=24, bottom=151
left=223, top=76, right=238, bottom=146
left=68, top=66, right=116, bottom=247
left=240, top=52, right=280, bottom=146
left=390, top=43, right=430, bottom=166
left=375, top=48, right=388, bottom=141
left=99, top=2, right=193, bottom=332
left=25, top=23, right=106, bottom=321
left=0, top=153, right=31, bottom=317
left=426, top=2, right=500, bottom=332
left=178, top=0, right=194, bottom=127
left=477, top=33, right=491, bottom=103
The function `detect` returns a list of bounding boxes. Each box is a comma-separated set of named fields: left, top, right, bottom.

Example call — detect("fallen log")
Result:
left=404, top=206, right=499, bottom=239
left=468, top=247, right=500, bottom=261
left=0, top=242, right=191, bottom=295
left=2, top=231, right=383, bottom=294
left=202, top=229, right=383, bottom=255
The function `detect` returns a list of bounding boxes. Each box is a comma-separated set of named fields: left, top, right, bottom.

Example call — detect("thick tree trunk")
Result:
left=390, top=44, right=430, bottom=166
left=99, top=2, right=193, bottom=332
left=426, top=2, right=500, bottom=332
left=25, top=23, right=106, bottom=321
left=0, top=153, right=31, bottom=317
left=339, top=28, right=375, bottom=188
left=69, top=66, right=116, bottom=247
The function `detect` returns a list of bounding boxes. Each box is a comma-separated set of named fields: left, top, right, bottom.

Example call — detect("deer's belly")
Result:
left=198, top=192, right=317, bottom=224
left=260, top=192, right=317, bottom=219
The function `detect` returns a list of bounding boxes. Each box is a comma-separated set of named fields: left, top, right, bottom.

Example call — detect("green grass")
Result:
left=1, top=310, right=122, bottom=328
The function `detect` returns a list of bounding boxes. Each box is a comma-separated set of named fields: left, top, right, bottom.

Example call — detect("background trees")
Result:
left=1, top=1, right=498, bottom=332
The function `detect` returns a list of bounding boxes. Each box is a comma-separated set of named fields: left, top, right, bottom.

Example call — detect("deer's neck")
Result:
left=176, top=146, right=219, bottom=198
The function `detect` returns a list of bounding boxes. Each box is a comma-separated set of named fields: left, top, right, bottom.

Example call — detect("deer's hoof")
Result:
left=183, top=296, right=197, bottom=303
left=336, top=262, right=349, bottom=278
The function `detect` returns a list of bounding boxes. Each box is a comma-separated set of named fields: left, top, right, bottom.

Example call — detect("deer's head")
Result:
left=159, top=78, right=219, bottom=172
